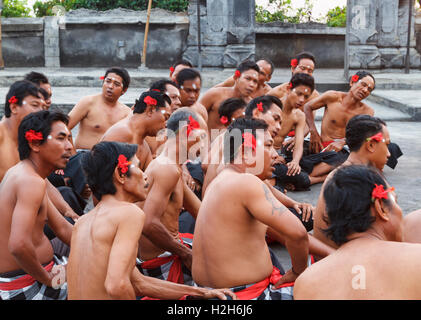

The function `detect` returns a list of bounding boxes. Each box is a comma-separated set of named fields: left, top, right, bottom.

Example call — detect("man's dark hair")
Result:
left=245, top=95, right=282, bottom=118
left=350, top=70, right=376, bottom=89
left=133, top=90, right=170, bottom=114
left=295, top=51, right=316, bottom=65
left=237, top=59, right=260, bottom=74
left=39, top=87, right=50, bottom=101
left=257, top=58, right=275, bottom=76
left=24, top=71, right=49, bottom=86
left=103, top=67, right=131, bottom=91
left=218, top=98, right=246, bottom=121
left=18, top=110, right=69, bottom=160
left=166, top=108, right=199, bottom=137
left=171, top=59, right=193, bottom=70
left=223, top=117, right=268, bottom=164
left=290, top=73, right=315, bottom=92
left=4, top=80, right=41, bottom=118
left=346, top=115, right=386, bottom=152
left=323, top=165, right=393, bottom=246
left=150, top=79, right=179, bottom=92
left=82, top=141, right=138, bottom=201
left=176, top=68, right=202, bottom=87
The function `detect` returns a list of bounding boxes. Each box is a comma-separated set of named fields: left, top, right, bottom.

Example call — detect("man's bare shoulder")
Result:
left=74, top=94, right=100, bottom=108
left=360, top=102, right=375, bottom=115
left=267, top=83, right=287, bottom=98
left=101, top=119, right=132, bottom=142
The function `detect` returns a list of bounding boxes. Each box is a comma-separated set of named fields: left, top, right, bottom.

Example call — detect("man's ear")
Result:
left=373, top=198, right=389, bottom=222
left=365, top=140, right=376, bottom=153
left=9, top=103, right=20, bottom=116
left=28, top=140, right=42, bottom=154
left=113, top=166, right=126, bottom=185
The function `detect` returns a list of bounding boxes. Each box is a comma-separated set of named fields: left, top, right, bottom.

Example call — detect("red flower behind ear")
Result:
left=352, top=75, right=359, bottom=83
left=144, top=96, right=157, bottom=106
left=186, top=116, right=200, bottom=137
left=242, top=132, right=256, bottom=151
left=234, top=70, right=241, bottom=78
left=117, top=154, right=131, bottom=174
left=371, top=184, right=395, bottom=202
left=289, top=82, right=293, bottom=89
left=257, top=102, right=264, bottom=112
left=8, top=96, right=18, bottom=104
left=366, top=132, right=383, bottom=142
left=99, top=76, right=105, bottom=80
left=25, top=130, right=43, bottom=143
left=220, top=116, right=228, bottom=125
left=291, top=59, right=298, bottom=67
left=169, top=66, right=175, bottom=74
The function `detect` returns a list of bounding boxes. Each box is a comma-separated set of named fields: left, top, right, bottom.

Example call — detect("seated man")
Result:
left=313, top=115, right=392, bottom=249
left=67, top=141, right=235, bottom=300
left=192, top=118, right=309, bottom=300
left=304, top=71, right=402, bottom=176
left=68, top=67, right=132, bottom=151
left=176, top=68, right=208, bottom=123
left=101, top=90, right=171, bottom=171
left=200, top=60, right=260, bottom=134
left=24, top=71, right=52, bottom=110
left=403, top=209, right=421, bottom=243
left=169, top=59, right=193, bottom=83
left=0, top=110, right=73, bottom=300
left=137, top=109, right=207, bottom=285
left=267, top=51, right=319, bottom=101
left=293, top=165, right=421, bottom=299
left=214, top=58, right=274, bottom=98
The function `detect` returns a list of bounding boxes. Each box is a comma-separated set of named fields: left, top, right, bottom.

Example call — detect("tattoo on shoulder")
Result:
left=262, top=184, right=286, bottom=216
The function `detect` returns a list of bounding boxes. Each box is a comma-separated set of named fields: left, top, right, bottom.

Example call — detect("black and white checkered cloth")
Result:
left=0, top=255, right=67, bottom=300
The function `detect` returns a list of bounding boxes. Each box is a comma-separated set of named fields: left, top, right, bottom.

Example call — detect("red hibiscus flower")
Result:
left=117, top=154, right=131, bottom=174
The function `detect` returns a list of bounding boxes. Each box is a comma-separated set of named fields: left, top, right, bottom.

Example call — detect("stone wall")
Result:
left=256, top=23, right=346, bottom=68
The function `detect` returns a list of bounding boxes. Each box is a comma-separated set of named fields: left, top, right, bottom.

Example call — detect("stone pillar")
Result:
left=345, top=0, right=420, bottom=78
left=183, top=0, right=255, bottom=68
left=44, top=16, right=60, bottom=68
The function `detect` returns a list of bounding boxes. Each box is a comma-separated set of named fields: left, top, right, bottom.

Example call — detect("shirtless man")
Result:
left=192, top=118, right=309, bottom=299
left=200, top=60, right=260, bottom=134
left=214, top=59, right=274, bottom=98
left=24, top=72, right=52, bottom=110
left=68, top=67, right=131, bottom=150
left=0, top=110, right=73, bottom=300
left=267, top=51, right=319, bottom=101
left=169, top=59, right=193, bottom=83
left=176, top=68, right=208, bottom=123
left=403, top=209, right=421, bottom=243
left=145, top=80, right=182, bottom=158
left=101, top=91, right=171, bottom=171
left=137, top=109, right=207, bottom=285
left=0, top=81, right=44, bottom=182
left=68, top=141, right=235, bottom=300
left=293, top=165, right=421, bottom=300
left=0, top=81, right=80, bottom=223
left=313, top=115, right=392, bottom=250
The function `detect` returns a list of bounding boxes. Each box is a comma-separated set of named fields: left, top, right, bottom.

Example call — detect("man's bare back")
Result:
left=68, top=200, right=143, bottom=299
left=68, top=94, right=131, bottom=150
left=0, top=163, right=53, bottom=273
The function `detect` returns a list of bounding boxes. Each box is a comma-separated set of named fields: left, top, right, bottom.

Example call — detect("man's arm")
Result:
left=8, top=178, right=55, bottom=287
left=141, top=167, right=192, bottom=269
left=105, top=205, right=144, bottom=300
left=303, top=91, right=337, bottom=153
left=245, top=177, right=309, bottom=282
left=286, top=112, right=306, bottom=176
left=182, top=180, right=201, bottom=219
left=67, top=97, right=91, bottom=130
left=213, top=76, right=235, bottom=89
left=46, top=195, right=73, bottom=246
left=46, top=180, right=79, bottom=221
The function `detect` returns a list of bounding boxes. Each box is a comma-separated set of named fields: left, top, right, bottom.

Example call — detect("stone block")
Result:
left=223, top=44, right=255, bottom=67
left=348, top=44, right=381, bottom=69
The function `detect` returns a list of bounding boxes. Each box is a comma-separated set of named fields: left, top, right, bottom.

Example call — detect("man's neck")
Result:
left=101, top=94, right=120, bottom=107
left=282, top=96, right=294, bottom=114
left=161, top=139, right=182, bottom=168
left=233, top=86, right=249, bottom=100
left=3, top=117, right=20, bottom=143
left=130, top=114, right=148, bottom=141
left=343, top=92, right=362, bottom=109
left=25, top=157, right=54, bottom=179
left=345, top=152, right=370, bottom=166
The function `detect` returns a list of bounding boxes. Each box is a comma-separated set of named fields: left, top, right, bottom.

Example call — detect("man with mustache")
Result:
left=68, top=67, right=131, bottom=151
left=0, top=110, right=74, bottom=300
left=101, top=91, right=172, bottom=171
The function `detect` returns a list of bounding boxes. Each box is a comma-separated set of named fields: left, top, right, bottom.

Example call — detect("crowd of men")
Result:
left=1, top=51, right=420, bottom=301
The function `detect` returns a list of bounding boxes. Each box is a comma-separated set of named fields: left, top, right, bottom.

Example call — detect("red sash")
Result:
left=322, top=140, right=334, bottom=149
left=235, top=266, right=294, bottom=300
left=0, top=261, right=54, bottom=291
left=287, top=130, right=295, bottom=137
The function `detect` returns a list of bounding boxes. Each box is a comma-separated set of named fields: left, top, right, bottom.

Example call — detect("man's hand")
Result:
left=323, top=140, right=345, bottom=153
left=286, top=161, right=301, bottom=176
left=273, top=268, right=301, bottom=289
left=182, top=163, right=197, bottom=192
left=283, top=137, right=295, bottom=152
left=202, top=288, right=238, bottom=300
left=309, top=130, right=323, bottom=154
left=293, top=202, right=314, bottom=223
